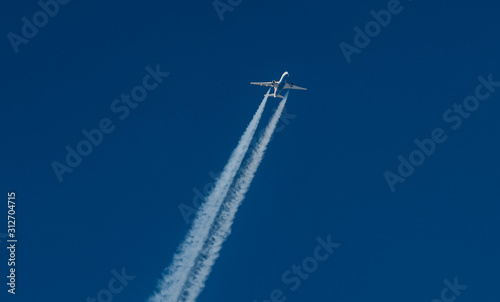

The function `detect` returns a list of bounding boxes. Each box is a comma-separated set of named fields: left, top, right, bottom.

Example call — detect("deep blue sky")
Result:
left=1, top=0, right=500, bottom=301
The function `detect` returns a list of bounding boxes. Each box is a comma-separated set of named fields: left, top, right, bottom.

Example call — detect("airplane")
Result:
left=250, top=71, right=307, bottom=98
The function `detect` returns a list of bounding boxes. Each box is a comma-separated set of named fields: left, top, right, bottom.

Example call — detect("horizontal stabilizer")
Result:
left=265, top=93, right=284, bottom=99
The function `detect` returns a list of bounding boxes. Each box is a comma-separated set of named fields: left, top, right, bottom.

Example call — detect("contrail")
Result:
left=148, top=90, right=270, bottom=302
left=180, top=91, right=289, bottom=302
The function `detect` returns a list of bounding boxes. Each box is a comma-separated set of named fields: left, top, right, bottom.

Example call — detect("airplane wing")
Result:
left=284, top=83, right=307, bottom=90
left=250, top=82, right=274, bottom=87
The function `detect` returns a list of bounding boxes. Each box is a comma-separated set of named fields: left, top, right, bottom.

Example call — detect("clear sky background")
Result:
left=1, top=0, right=500, bottom=301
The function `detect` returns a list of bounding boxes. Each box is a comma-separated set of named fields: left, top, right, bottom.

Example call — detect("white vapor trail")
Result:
left=148, top=90, right=270, bottom=302
left=180, top=91, right=290, bottom=302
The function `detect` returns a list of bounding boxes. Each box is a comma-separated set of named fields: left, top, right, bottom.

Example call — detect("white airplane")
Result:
left=250, top=71, right=307, bottom=98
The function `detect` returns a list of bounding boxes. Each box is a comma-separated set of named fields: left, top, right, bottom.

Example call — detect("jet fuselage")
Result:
left=275, top=71, right=289, bottom=97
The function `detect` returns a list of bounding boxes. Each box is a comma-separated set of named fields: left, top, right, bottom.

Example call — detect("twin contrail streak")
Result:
left=180, top=92, right=290, bottom=302
left=148, top=91, right=270, bottom=302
